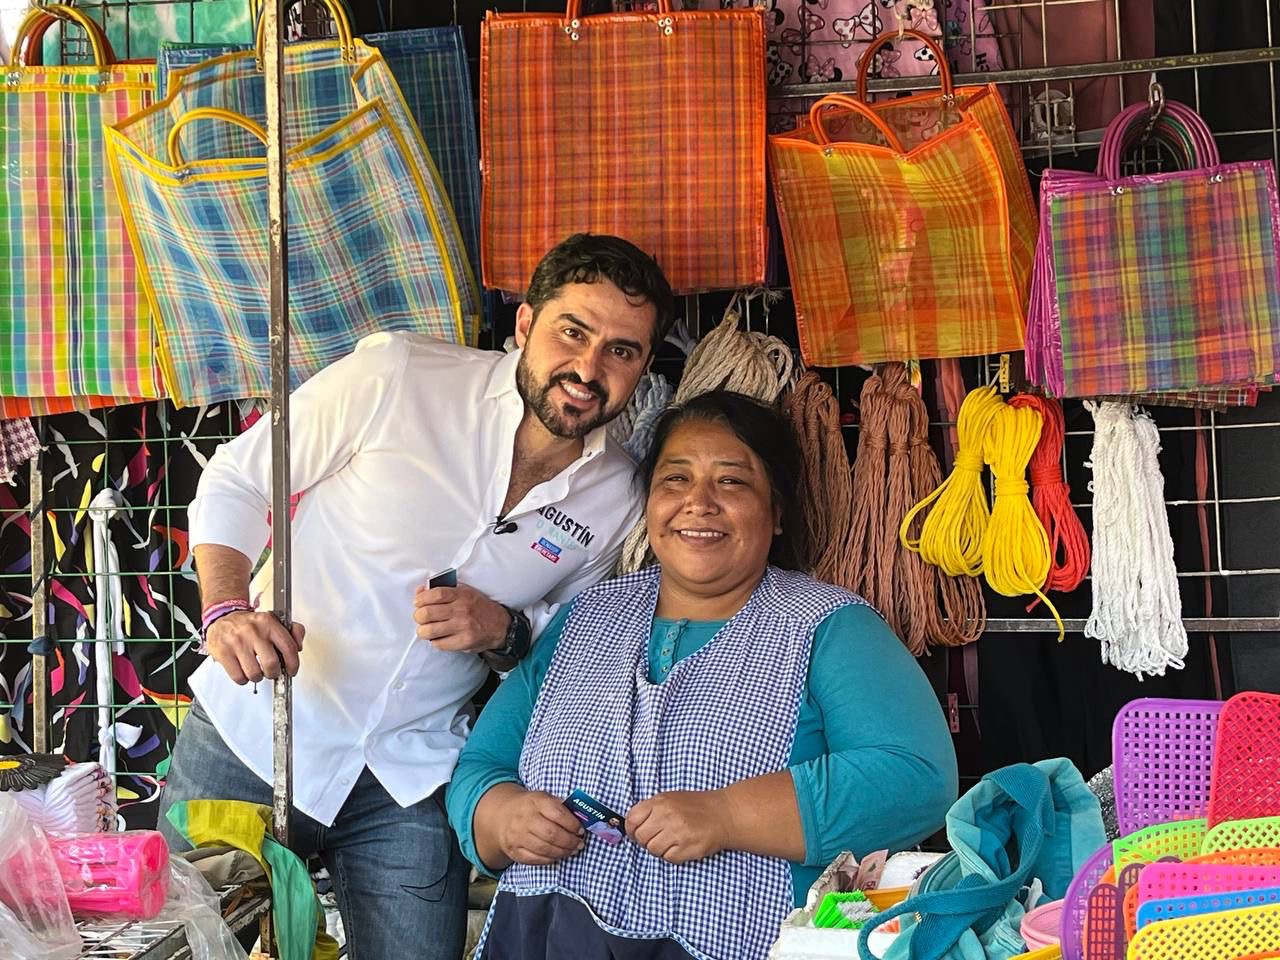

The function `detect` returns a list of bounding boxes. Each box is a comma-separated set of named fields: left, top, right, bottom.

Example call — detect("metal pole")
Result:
left=28, top=451, right=49, bottom=754
left=263, top=0, right=292, bottom=857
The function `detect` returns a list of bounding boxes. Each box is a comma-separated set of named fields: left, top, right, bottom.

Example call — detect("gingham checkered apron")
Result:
left=478, top=565, right=865, bottom=960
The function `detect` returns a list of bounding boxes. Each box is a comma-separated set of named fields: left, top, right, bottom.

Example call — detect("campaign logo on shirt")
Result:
left=532, top=537, right=562, bottom=564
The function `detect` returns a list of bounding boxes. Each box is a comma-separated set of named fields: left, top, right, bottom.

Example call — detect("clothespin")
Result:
left=997, top=353, right=1011, bottom=394
left=906, top=359, right=923, bottom=394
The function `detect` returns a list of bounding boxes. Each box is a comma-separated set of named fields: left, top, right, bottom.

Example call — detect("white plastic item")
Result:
left=0, top=793, right=83, bottom=960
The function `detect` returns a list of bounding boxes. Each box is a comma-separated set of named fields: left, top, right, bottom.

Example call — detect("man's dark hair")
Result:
left=640, top=390, right=811, bottom=572
left=525, top=234, right=676, bottom=354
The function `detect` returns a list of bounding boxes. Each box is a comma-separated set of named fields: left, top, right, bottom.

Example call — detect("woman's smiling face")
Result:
left=645, top=419, right=781, bottom=600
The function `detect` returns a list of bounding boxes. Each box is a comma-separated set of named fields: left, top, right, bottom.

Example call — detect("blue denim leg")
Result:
left=321, top=768, right=469, bottom=960
left=159, top=700, right=468, bottom=960
left=156, top=698, right=325, bottom=858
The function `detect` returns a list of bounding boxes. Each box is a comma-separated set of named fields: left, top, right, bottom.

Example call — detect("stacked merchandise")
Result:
left=842, top=693, right=1280, bottom=959
left=1054, top=693, right=1280, bottom=960
left=10, top=760, right=117, bottom=834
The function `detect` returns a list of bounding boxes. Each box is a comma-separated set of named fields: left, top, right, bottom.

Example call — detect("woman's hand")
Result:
left=626, top=790, right=728, bottom=864
left=475, top=783, right=585, bottom=869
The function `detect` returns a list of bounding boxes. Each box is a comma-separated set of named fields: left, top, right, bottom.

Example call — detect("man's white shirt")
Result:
left=187, top=332, right=642, bottom=824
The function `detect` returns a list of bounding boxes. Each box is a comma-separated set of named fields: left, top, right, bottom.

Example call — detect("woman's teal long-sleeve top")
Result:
left=445, top=601, right=958, bottom=906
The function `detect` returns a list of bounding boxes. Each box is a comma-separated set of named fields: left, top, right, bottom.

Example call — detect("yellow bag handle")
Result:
left=10, top=3, right=111, bottom=69
left=807, top=93, right=908, bottom=153
left=168, top=107, right=268, bottom=166
left=254, top=0, right=356, bottom=66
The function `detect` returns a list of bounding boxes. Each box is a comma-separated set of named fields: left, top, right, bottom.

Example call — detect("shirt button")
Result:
left=661, top=647, right=672, bottom=656
left=393, top=681, right=406, bottom=693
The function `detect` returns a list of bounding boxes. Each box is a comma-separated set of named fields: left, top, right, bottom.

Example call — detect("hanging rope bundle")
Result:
left=847, top=364, right=985, bottom=652
left=1008, top=394, right=1091, bottom=594
left=672, top=296, right=795, bottom=405
left=899, top=383, right=1003, bottom=577
left=1084, top=402, right=1188, bottom=678
left=785, top=371, right=855, bottom=587
left=608, top=371, right=676, bottom=462
left=905, top=379, right=986, bottom=648
left=617, top=297, right=796, bottom=573
left=981, top=402, right=1063, bottom=640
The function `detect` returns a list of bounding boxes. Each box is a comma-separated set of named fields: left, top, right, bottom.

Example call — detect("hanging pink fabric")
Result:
left=621, top=2, right=1002, bottom=129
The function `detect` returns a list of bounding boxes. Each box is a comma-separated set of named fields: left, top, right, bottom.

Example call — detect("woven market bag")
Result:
left=0, top=5, right=161, bottom=405
left=154, top=2, right=481, bottom=312
left=105, top=13, right=470, bottom=407
left=1026, top=99, right=1280, bottom=398
left=480, top=0, right=767, bottom=296
left=769, top=30, right=1034, bottom=367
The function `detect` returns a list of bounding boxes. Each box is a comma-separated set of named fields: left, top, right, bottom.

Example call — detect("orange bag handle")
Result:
left=167, top=107, right=269, bottom=166
left=855, top=28, right=955, bottom=103
left=565, top=0, right=673, bottom=20
left=808, top=93, right=907, bottom=152
left=9, top=4, right=113, bottom=68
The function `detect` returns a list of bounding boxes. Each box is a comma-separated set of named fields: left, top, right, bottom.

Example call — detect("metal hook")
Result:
left=1140, top=75, right=1165, bottom=145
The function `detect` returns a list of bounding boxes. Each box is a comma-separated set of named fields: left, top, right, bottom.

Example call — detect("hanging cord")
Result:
left=1008, top=395, right=1090, bottom=595
left=785, top=371, right=855, bottom=587
left=905, top=378, right=986, bottom=647
left=616, top=296, right=796, bottom=573
left=608, top=371, right=675, bottom=462
left=899, top=383, right=1003, bottom=577
left=981, top=402, right=1063, bottom=640
left=1084, top=402, right=1188, bottom=679
left=846, top=364, right=985, bottom=652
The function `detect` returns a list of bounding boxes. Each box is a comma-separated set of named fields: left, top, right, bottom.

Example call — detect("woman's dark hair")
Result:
left=640, top=390, right=810, bottom=571
left=525, top=233, right=676, bottom=353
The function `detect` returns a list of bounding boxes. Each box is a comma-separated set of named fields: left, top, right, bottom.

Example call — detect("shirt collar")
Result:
left=486, top=348, right=610, bottom=462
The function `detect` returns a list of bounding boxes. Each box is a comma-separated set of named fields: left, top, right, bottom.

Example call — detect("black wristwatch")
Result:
left=493, top=606, right=533, bottom=662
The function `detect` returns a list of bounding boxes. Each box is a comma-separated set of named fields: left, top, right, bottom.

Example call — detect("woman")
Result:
left=446, top=390, right=957, bottom=960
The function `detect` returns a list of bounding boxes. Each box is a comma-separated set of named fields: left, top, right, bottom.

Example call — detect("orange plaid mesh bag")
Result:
left=768, top=30, right=1036, bottom=367
left=480, top=0, right=766, bottom=296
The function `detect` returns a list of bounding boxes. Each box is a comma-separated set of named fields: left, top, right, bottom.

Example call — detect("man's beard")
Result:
left=516, top=355, right=615, bottom=440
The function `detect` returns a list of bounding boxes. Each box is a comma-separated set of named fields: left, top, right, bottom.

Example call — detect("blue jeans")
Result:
left=158, top=700, right=469, bottom=960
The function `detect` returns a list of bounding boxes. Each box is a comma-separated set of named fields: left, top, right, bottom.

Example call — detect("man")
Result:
left=158, top=234, right=675, bottom=960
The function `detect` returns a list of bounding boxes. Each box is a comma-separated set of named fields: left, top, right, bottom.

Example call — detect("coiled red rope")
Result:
left=1008, top=394, right=1091, bottom=594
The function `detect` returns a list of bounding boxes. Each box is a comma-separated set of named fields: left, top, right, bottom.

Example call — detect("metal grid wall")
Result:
left=3, top=0, right=1280, bottom=812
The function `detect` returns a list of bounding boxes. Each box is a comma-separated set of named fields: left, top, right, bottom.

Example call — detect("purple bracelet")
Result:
left=198, top=599, right=254, bottom=654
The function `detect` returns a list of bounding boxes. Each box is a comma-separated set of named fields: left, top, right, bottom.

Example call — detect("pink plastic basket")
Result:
left=1139, top=862, right=1280, bottom=905
left=1112, top=698, right=1222, bottom=836
left=1060, top=843, right=1113, bottom=960
left=1021, top=899, right=1063, bottom=951
left=1208, top=692, right=1280, bottom=828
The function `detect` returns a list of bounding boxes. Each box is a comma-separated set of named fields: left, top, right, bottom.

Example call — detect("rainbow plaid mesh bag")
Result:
left=480, top=0, right=766, bottom=296
left=0, top=5, right=161, bottom=405
left=1026, top=99, right=1280, bottom=398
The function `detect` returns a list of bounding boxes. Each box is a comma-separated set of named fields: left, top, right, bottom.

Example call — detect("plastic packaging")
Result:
left=153, top=856, right=249, bottom=960
left=50, top=829, right=170, bottom=919
left=0, top=793, right=83, bottom=960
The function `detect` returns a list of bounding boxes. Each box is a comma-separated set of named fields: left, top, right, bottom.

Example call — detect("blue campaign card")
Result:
left=564, top=789, right=626, bottom=845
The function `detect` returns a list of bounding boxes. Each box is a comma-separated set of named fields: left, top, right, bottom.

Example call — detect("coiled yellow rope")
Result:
left=899, top=383, right=1002, bottom=577
left=899, top=383, right=1063, bottom=640
left=982, top=402, right=1063, bottom=640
